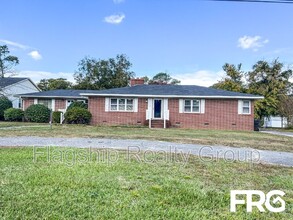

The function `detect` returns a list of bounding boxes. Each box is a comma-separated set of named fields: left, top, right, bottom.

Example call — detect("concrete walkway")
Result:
left=0, top=136, right=293, bottom=167
left=260, top=130, right=293, bottom=138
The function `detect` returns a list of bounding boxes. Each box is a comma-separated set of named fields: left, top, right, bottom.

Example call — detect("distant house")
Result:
left=19, top=79, right=263, bottom=131
left=18, top=90, right=95, bottom=112
left=0, top=77, right=40, bottom=108
left=264, top=116, right=287, bottom=128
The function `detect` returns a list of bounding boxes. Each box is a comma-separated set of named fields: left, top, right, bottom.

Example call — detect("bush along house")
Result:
left=19, top=79, right=263, bottom=130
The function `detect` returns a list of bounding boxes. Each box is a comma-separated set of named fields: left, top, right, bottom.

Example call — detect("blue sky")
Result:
left=0, top=0, right=292, bottom=86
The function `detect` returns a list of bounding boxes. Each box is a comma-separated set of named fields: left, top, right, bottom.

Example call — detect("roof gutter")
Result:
left=80, top=93, right=264, bottom=100
left=16, top=95, right=88, bottom=99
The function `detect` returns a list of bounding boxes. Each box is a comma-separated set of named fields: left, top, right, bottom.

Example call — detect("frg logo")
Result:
left=230, top=190, right=285, bottom=213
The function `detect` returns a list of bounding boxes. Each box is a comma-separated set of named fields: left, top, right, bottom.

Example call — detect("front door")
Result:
left=153, top=99, right=162, bottom=119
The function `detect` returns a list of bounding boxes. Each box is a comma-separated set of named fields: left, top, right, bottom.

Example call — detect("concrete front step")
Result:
left=145, top=120, right=171, bottom=128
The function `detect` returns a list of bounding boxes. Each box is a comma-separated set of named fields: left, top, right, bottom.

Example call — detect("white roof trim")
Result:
left=80, top=93, right=264, bottom=100
left=17, top=95, right=88, bottom=99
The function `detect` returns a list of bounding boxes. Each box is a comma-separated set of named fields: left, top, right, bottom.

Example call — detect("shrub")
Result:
left=64, top=107, right=92, bottom=124
left=4, top=108, right=24, bottom=121
left=0, top=96, right=13, bottom=120
left=52, top=111, right=62, bottom=123
left=67, top=101, right=88, bottom=111
left=24, top=104, right=51, bottom=123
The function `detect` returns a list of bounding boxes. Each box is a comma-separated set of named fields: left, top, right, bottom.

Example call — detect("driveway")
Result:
left=260, top=130, right=293, bottom=138
left=0, top=136, right=293, bottom=167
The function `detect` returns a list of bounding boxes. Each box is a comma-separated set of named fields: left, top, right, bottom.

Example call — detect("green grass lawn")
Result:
left=0, top=147, right=292, bottom=219
left=0, top=122, right=293, bottom=152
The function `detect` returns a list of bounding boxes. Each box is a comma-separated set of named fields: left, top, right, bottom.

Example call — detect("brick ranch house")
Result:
left=19, top=79, right=263, bottom=130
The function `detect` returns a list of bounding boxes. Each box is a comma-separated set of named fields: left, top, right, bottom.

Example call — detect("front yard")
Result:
left=0, top=147, right=293, bottom=219
left=0, top=122, right=293, bottom=152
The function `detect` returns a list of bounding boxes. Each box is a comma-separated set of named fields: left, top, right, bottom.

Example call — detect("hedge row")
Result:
left=1, top=99, right=92, bottom=124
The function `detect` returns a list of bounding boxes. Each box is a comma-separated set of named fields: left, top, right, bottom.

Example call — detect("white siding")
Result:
left=1, top=79, right=39, bottom=108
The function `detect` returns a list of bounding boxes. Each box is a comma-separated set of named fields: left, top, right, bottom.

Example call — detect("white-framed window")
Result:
left=238, top=100, right=251, bottom=115
left=18, top=98, right=22, bottom=109
left=184, top=99, right=200, bottom=113
left=110, top=98, right=134, bottom=112
left=38, top=99, right=52, bottom=109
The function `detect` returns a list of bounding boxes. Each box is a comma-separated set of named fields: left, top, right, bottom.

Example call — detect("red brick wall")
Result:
left=89, top=97, right=147, bottom=126
left=55, top=99, right=66, bottom=110
left=89, top=97, right=255, bottom=131
left=168, top=99, right=254, bottom=131
left=23, top=98, right=35, bottom=110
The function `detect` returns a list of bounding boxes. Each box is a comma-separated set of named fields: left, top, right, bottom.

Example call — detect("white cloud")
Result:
left=113, top=0, right=125, bottom=3
left=238, top=35, right=269, bottom=51
left=28, top=50, right=42, bottom=60
left=0, top=39, right=43, bottom=60
left=17, top=70, right=75, bottom=83
left=104, top=13, right=125, bottom=24
left=0, top=39, right=29, bottom=50
left=172, top=70, right=225, bottom=87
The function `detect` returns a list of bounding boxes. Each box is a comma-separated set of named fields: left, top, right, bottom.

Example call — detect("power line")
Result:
left=208, top=0, right=293, bottom=4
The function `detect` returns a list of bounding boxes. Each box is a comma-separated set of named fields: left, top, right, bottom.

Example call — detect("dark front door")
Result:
left=154, top=99, right=162, bottom=118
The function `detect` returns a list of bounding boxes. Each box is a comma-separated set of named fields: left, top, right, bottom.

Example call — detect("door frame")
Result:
left=153, top=99, right=163, bottom=119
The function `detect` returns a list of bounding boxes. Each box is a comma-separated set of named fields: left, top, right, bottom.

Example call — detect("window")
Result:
left=19, top=98, right=22, bottom=109
left=238, top=100, right=251, bottom=114
left=184, top=99, right=200, bottom=113
left=66, top=99, right=87, bottom=109
left=38, top=99, right=52, bottom=109
left=242, top=100, right=250, bottom=114
left=110, top=98, right=133, bottom=111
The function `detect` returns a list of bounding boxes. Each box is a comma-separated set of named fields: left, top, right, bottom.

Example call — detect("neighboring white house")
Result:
left=0, top=77, right=40, bottom=108
left=264, top=116, right=288, bottom=128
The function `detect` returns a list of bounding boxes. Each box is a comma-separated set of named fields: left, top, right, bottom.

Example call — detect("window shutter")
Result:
left=238, top=100, right=243, bottom=114
left=200, top=99, right=205, bottom=114
left=164, top=99, right=169, bottom=120
left=105, top=98, right=110, bottom=112
left=146, top=98, right=152, bottom=120
left=248, top=101, right=251, bottom=114
left=34, top=98, right=38, bottom=104
left=52, top=99, right=55, bottom=111
left=133, top=98, right=138, bottom=112
left=179, top=99, right=184, bottom=113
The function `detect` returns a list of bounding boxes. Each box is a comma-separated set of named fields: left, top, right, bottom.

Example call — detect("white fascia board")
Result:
left=17, top=95, right=88, bottom=99
left=80, top=93, right=264, bottom=100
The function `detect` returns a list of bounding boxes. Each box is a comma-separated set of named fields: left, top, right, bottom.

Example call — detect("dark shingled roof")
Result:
left=18, top=85, right=263, bottom=99
left=0, top=77, right=29, bottom=88
left=18, top=89, right=98, bottom=98
left=80, top=85, right=263, bottom=99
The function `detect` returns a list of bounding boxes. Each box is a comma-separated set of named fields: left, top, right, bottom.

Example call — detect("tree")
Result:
left=148, top=72, right=180, bottom=85
left=0, top=45, right=19, bottom=78
left=211, top=63, right=245, bottom=92
left=278, top=94, right=293, bottom=127
left=37, top=78, right=72, bottom=91
left=73, top=54, right=134, bottom=90
left=247, top=59, right=293, bottom=119
left=0, top=96, right=13, bottom=120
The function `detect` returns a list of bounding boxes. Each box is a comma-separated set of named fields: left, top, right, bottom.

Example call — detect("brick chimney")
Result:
left=130, top=78, right=145, bottom=86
